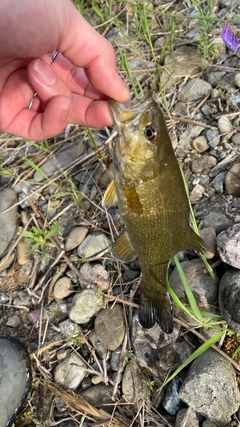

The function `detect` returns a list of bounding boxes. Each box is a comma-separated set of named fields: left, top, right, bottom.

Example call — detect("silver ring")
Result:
left=28, top=51, right=59, bottom=110
left=28, top=92, right=38, bottom=109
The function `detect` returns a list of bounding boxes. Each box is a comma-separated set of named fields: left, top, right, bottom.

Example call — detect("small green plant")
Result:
left=22, top=221, right=60, bottom=260
left=191, top=0, right=217, bottom=59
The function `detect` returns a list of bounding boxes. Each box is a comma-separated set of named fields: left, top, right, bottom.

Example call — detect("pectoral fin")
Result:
left=112, top=230, right=136, bottom=262
left=102, top=180, right=117, bottom=207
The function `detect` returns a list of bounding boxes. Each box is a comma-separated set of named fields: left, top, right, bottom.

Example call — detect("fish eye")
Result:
left=144, top=125, right=157, bottom=142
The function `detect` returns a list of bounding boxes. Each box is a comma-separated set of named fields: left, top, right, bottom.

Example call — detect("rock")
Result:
left=88, top=329, right=108, bottom=358
left=205, top=128, right=220, bottom=148
left=94, top=304, right=125, bottom=351
left=77, top=231, right=112, bottom=261
left=28, top=308, right=48, bottom=325
left=122, top=362, right=148, bottom=403
left=169, top=259, right=218, bottom=327
left=219, top=269, right=240, bottom=332
left=14, top=290, right=31, bottom=306
left=53, top=277, right=74, bottom=300
left=131, top=314, right=193, bottom=382
left=68, top=289, right=103, bottom=325
left=58, top=319, right=81, bottom=339
left=6, top=314, right=21, bottom=327
left=212, top=172, right=227, bottom=194
left=0, top=252, right=15, bottom=272
left=80, top=384, right=113, bottom=407
left=175, top=408, right=199, bottom=427
left=98, top=165, right=114, bottom=187
left=218, top=115, right=233, bottom=134
left=234, top=72, right=240, bottom=88
left=200, top=227, right=216, bottom=259
left=178, top=78, right=212, bottom=102
left=54, top=352, right=87, bottom=390
left=161, top=46, right=208, bottom=89
left=225, top=163, right=240, bottom=196
left=57, top=421, right=78, bottom=427
left=79, top=262, right=110, bottom=291
left=110, top=346, right=122, bottom=371
left=179, top=349, right=240, bottom=426
left=192, top=136, right=209, bottom=153
left=16, top=237, right=31, bottom=265
left=217, top=223, right=240, bottom=269
left=202, top=212, right=232, bottom=234
left=162, top=376, right=183, bottom=415
left=190, top=184, right=204, bottom=203
left=191, top=155, right=217, bottom=173
left=65, top=227, right=88, bottom=251
left=0, top=188, right=18, bottom=258
left=34, top=143, right=84, bottom=182
left=0, top=338, right=31, bottom=427
left=231, top=132, right=240, bottom=145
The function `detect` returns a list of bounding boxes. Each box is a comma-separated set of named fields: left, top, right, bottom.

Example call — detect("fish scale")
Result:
left=103, top=91, right=205, bottom=333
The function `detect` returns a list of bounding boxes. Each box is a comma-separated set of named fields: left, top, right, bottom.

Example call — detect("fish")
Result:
left=103, top=91, right=205, bottom=334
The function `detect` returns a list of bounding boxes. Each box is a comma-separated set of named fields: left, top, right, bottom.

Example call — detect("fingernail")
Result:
left=61, top=99, right=71, bottom=122
left=33, top=59, right=56, bottom=86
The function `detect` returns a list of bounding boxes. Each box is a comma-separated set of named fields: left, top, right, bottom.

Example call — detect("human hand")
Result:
left=0, top=0, right=130, bottom=140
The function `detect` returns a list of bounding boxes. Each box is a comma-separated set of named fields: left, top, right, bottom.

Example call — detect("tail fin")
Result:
left=139, top=291, right=173, bottom=334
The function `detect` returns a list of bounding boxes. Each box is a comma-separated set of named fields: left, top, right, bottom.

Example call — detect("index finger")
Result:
left=58, top=5, right=130, bottom=102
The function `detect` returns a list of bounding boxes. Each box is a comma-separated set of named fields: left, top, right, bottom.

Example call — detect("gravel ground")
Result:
left=1, top=1, right=240, bottom=426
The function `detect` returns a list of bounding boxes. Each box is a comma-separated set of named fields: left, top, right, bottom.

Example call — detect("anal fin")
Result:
left=139, top=288, right=173, bottom=334
left=112, top=230, right=136, bottom=263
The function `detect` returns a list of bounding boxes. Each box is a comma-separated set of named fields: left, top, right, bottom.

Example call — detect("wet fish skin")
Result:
left=105, top=91, right=204, bottom=333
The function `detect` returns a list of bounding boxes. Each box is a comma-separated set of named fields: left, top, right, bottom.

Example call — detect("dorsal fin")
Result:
left=112, top=230, right=136, bottom=263
left=102, top=180, right=117, bottom=207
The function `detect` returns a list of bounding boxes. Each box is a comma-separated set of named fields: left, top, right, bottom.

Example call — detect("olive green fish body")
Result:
left=105, top=91, right=204, bottom=333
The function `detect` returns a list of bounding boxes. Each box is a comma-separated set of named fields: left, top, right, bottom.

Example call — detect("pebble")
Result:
left=98, top=165, right=114, bottom=188
left=14, top=290, right=31, bottom=306
left=65, top=227, right=88, bottom=251
left=79, top=262, right=110, bottom=291
left=231, top=132, right=240, bottom=145
left=58, top=319, right=81, bottom=339
left=57, top=421, right=78, bottom=427
left=202, top=212, right=231, bottom=234
left=77, top=231, right=112, bottom=261
left=225, top=163, right=240, bottom=196
left=192, top=136, right=209, bottom=153
left=219, top=269, right=240, bottom=333
left=68, top=289, right=103, bottom=325
left=205, top=128, right=220, bottom=148
left=80, top=384, right=113, bottom=407
left=178, top=78, right=212, bottom=102
left=94, top=304, right=125, bottom=351
left=16, top=237, right=31, bottom=265
left=122, top=362, right=147, bottom=403
left=0, top=338, right=31, bottom=427
left=110, top=346, right=122, bottom=371
left=169, top=259, right=218, bottom=327
left=217, top=223, right=240, bottom=269
left=54, top=352, right=87, bottom=390
left=200, top=227, right=216, bottom=259
left=0, top=252, right=15, bottom=272
left=131, top=314, right=192, bottom=382
left=234, top=72, right=240, bottom=88
left=179, top=349, right=240, bottom=426
left=191, top=155, right=217, bottom=173
left=218, top=115, right=233, bottom=134
left=162, top=376, right=183, bottom=415
left=212, top=171, right=226, bottom=194
left=0, top=188, right=18, bottom=258
left=6, top=314, right=21, bottom=327
left=28, top=307, right=48, bottom=325
left=190, top=184, right=204, bottom=203
left=161, top=46, right=208, bottom=88
left=53, top=277, right=74, bottom=300
left=175, top=408, right=199, bottom=427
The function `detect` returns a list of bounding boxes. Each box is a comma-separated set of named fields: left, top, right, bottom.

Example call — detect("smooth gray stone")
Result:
left=0, top=188, right=18, bottom=258
left=0, top=337, right=31, bottom=427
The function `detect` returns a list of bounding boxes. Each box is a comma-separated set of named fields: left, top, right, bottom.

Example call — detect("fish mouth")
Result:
left=109, top=91, right=154, bottom=127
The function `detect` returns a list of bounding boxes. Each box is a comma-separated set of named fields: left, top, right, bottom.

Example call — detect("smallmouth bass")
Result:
left=103, top=91, right=204, bottom=334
